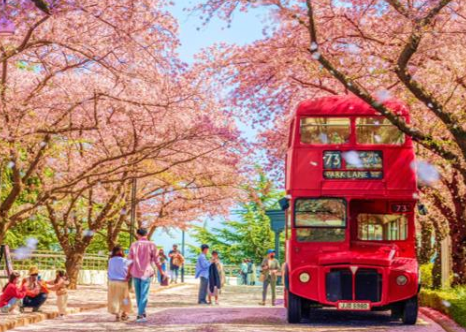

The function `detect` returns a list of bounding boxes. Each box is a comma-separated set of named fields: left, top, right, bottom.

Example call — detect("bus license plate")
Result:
left=337, top=302, right=370, bottom=311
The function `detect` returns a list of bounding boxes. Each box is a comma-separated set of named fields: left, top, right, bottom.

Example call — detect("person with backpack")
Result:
left=168, top=244, right=184, bottom=284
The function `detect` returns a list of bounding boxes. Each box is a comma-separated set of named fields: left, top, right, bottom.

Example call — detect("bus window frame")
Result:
left=355, top=116, right=408, bottom=147
left=293, top=197, right=348, bottom=229
left=298, top=116, right=352, bottom=146
left=355, top=212, right=412, bottom=243
left=296, top=116, right=412, bottom=148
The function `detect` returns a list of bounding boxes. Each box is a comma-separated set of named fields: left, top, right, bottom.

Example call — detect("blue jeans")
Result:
left=133, top=277, right=151, bottom=317
left=0, top=298, right=20, bottom=313
left=157, top=263, right=166, bottom=283
left=23, top=293, right=47, bottom=310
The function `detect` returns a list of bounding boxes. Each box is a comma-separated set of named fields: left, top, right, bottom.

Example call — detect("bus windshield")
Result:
left=300, top=118, right=350, bottom=144
left=295, top=198, right=346, bottom=242
left=357, top=214, right=408, bottom=241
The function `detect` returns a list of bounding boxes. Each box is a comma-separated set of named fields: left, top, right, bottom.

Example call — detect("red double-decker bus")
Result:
left=282, top=96, right=419, bottom=325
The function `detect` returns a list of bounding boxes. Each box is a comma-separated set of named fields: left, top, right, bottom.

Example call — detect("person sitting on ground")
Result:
left=46, top=270, right=69, bottom=319
left=107, top=244, right=133, bottom=322
left=0, top=272, right=27, bottom=314
left=22, top=266, right=49, bottom=312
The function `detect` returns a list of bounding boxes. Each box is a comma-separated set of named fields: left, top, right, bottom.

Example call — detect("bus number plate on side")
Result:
left=337, top=302, right=371, bottom=311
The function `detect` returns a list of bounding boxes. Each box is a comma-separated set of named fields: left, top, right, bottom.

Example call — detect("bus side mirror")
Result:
left=418, top=204, right=428, bottom=216
left=279, top=197, right=290, bottom=211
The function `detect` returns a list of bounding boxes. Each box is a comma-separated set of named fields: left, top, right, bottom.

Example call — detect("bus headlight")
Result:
left=299, top=272, right=311, bottom=283
left=396, top=275, right=408, bottom=286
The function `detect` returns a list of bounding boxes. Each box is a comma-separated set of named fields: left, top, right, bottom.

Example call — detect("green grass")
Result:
left=420, top=287, right=466, bottom=327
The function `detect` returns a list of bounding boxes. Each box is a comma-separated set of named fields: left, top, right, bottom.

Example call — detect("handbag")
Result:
left=259, top=273, right=265, bottom=282
left=160, top=275, right=169, bottom=286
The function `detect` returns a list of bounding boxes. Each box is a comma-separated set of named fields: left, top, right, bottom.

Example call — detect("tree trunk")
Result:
left=432, top=241, right=442, bottom=289
left=450, top=228, right=466, bottom=286
left=417, top=216, right=434, bottom=265
left=0, top=221, right=7, bottom=244
left=65, top=250, right=85, bottom=290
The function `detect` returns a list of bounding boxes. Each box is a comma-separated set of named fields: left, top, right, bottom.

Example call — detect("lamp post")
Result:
left=129, top=178, right=137, bottom=245
left=181, top=229, right=185, bottom=283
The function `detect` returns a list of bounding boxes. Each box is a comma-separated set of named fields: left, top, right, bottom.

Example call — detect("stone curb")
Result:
left=0, top=283, right=185, bottom=332
left=420, top=307, right=466, bottom=332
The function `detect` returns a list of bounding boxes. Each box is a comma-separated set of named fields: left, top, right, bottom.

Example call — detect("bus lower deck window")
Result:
left=357, top=213, right=408, bottom=241
left=295, top=198, right=346, bottom=242
left=356, top=117, right=405, bottom=145
left=300, top=117, right=350, bottom=144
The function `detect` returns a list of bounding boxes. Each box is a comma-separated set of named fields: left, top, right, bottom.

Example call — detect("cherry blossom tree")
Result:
left=195, top=0, right=466, bottom=284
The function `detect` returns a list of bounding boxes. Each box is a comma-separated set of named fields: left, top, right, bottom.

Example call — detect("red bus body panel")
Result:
left=285, top=96, right=419, bottom=309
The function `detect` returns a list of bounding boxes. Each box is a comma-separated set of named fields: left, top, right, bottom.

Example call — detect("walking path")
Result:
left=3, top=284, right=465, bottom=332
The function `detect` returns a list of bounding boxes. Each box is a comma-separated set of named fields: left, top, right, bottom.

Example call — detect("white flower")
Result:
left=342, top=151, right=363, bottom=168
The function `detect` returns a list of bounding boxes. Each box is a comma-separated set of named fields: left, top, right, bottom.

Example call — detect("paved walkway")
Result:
left=5, top=284, right=465, bottom=332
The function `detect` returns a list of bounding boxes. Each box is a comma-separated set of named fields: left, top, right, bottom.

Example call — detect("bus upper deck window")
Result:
left=300, top=117, right=350, bottom=144
left=356, top=117, right=405, bottom=145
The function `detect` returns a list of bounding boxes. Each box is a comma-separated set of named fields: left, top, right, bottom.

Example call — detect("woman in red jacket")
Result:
left=0, top=272, right=26, bottom=314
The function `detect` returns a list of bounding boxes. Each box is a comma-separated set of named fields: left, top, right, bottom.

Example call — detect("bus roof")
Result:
left=296, top=95, right=409, bottom=117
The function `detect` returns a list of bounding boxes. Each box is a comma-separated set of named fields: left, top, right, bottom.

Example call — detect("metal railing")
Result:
left=10, top=251, right=242, bottom=280
left=11, top=251, right=108, bottom=271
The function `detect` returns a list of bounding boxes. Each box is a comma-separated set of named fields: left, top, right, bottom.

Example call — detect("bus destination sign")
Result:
left=323, top=151, right=383, bottom=179
left=324, top=170, right=383, bottom=179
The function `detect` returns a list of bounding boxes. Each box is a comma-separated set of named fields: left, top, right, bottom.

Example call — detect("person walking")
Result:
left=240, top=259, right=248, bottom=285
left=0, top=272, right=26, bottom=314
left=157, top=249, right=168, bottom=284
left=250, top=260, right=257, bottom=286
left=21, top=266, right=49, bottom=312
left=207, top=251, right=225, bottom=305
left=247, top=259, right=253, bottom=285
left=46, top=270, right=69, bottom=318
left=107, top=245, right=133, bottom=322
left=168, top=244, right=184, bottom=284
left=259, top=249, right=281, bottom=306
left=195, top=244, right=210, bottom=304
left=128, top=228, right=166, bottom=323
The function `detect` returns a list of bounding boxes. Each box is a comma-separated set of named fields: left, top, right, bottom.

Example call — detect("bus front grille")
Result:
left=326, top=268, right=352, bottom=302
left=355, top=268, right=382, bottom=302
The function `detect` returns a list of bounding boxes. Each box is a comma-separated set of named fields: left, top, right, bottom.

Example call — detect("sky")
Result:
left=151, top=2, right=267, bottom=255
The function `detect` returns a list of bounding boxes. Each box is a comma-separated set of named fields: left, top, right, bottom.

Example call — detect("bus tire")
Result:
left=390, top=302, right=403, bottom=319
left=401, top=296, right=418, bottom=325
left=287, top=290, right=302, bottom=324
left=301, top=300, right=311, bottom=319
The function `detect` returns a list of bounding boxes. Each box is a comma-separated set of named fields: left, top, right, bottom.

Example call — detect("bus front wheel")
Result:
left=287, top=290, right=302, bottom=324
left=401, top=296, right=418, bottom=325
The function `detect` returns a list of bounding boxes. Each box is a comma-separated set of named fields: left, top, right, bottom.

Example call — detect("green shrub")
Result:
left=420, top=263, right=433, bottom=289
left=420, top=287, right=466, bottom=328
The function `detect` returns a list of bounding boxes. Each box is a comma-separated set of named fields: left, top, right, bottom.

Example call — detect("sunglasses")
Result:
left=30, top=274, right=38, bottom=277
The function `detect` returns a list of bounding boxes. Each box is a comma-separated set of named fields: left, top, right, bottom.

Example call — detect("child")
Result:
left=0, top=272, right=27, bottom=314
left=47, top=270, right=69, bottom=318
left=107, top=245, right=132, bottom=321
